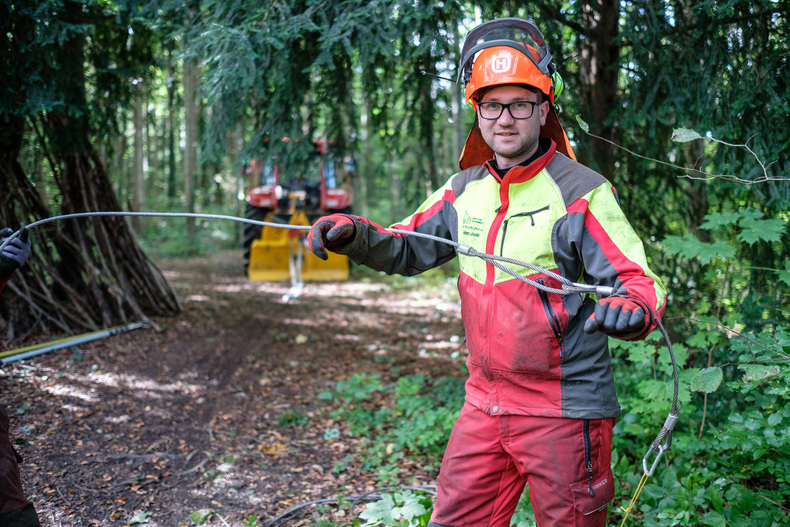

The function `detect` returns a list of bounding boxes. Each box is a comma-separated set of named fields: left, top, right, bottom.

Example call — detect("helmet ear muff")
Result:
left=551, top=71, right=564, bottom=100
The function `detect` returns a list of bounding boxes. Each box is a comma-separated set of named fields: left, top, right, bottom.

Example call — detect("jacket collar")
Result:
left=484, top=138, right=557, bottom=184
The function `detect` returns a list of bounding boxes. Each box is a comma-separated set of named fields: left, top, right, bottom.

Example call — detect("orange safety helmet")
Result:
left=457, top=18, right=576, bottom=168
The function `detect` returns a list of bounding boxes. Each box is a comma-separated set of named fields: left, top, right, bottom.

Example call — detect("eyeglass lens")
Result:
left=478, top=101, right=537, bottom=120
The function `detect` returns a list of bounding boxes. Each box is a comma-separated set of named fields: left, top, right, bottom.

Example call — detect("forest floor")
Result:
left=2, top=247, right=466, bottom=527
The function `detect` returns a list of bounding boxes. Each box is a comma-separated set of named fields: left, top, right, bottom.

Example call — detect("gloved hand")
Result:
left=307, top=214, right=356, bottom=260
left=0, top=227, right=31, bottom=280
left=583, top=296, right=646, bottom=337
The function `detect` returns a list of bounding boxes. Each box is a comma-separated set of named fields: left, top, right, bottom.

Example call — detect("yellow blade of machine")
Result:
left=247, top=211, right=349, bottom=282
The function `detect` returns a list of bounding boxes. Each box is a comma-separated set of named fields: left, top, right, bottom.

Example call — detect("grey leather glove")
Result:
left=0, top=227, right=31, bottom=280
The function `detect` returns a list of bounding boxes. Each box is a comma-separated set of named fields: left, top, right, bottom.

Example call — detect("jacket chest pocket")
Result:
left=498, top=205, right=556, bottom=271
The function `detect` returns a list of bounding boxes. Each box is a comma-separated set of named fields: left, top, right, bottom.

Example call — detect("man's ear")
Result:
left=538, top=100, right=550, bottom=126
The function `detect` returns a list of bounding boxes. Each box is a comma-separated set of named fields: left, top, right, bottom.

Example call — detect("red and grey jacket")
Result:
left=0, top=276, right=9, bottom=294
left=337, top=140, right=667, bottom=419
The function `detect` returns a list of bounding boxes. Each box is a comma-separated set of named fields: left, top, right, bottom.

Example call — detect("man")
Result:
left=308, top=18, right=666, bottom=527
left=0, top=226, right=41, bottom=526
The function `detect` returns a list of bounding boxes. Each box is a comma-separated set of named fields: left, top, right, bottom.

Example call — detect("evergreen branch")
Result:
left=676, top=5, right=787, bottom=36
left=532, top=1, right=586, bottom=35
left=619, top=5, right=787, bottom=47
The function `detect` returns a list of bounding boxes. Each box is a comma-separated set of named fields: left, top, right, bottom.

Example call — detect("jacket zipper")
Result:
left=583, top=419, right=595, bottom=497
left=499, top=205, right=550, bottom=256
left=536, top=278, right=564, bottom=360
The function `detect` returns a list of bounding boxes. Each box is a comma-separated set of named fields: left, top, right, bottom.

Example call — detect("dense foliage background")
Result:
left=1, top=1, right=788, bottom=525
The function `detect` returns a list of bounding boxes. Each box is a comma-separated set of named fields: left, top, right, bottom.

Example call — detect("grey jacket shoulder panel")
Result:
left=546, top=153, right=610, bottom=206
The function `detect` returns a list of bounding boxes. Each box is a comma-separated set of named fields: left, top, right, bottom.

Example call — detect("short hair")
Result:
left=473, top=84, right=544, bottom=103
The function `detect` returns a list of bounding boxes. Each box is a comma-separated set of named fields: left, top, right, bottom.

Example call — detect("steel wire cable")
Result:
left=1, top=209, right=679, bottom=479
left=3, top=211, right=613, bottom=297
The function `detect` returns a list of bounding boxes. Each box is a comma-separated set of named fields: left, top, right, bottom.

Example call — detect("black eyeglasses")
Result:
left=478, top=100, right=539, bottom=120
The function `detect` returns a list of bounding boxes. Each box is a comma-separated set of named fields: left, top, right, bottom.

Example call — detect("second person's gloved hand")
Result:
left=583, top=296, right=646, bottom=337
left=0, top=227, right=31, bottom=280
left=307, top=214, right=356, bottom=260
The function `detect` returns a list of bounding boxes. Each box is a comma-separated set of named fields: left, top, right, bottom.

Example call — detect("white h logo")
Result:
left=492, top=53, right=512, bottom=73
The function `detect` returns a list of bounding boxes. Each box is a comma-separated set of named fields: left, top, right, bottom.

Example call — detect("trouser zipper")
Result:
left=583, top=419, right=594, bottom=497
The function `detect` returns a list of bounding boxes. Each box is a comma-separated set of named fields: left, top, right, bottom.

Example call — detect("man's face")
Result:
left=477, top=85, right=549, bottom=170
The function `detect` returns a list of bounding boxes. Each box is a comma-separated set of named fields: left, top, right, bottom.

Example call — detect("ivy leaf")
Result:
left=691, top=367, right=723, bottom=393
left=671, top=128, right=703, bottom=143
left=576, top=115, right=590, bottom=133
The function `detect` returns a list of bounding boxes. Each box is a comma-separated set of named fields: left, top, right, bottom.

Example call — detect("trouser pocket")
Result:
left=570, top=468, right=615, bottom=515
left=571, top=419, right=614, bottom=516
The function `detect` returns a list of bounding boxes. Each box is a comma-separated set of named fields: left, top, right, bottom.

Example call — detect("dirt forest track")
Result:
left=1, top=248, right=465, bottom=526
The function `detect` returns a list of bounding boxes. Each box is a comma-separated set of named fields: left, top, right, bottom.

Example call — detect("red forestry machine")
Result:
left=242, top=139, right=354, bottom=283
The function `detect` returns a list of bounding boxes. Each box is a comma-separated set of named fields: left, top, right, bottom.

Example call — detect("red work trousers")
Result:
left=1, top=405, right=30, bottom=515
left=429, top=403, right=615, bottom=527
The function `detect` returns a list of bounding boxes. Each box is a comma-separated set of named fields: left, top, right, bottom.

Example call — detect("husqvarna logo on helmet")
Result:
left=491, top=52, right=512, bottom=73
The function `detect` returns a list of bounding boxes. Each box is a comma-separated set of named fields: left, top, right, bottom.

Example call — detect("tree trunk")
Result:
left=183, top=57, right=199, bottom=239
left=577, top=0, right=621, bottom=180
left=0, top=1, right=181, bottom=344
left=132, top=85, right=145, bottom=233
left=167, top=46, right=178, bottom=203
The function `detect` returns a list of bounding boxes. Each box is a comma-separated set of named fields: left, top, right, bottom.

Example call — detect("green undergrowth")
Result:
left=324, top=372, right=465, bottom=483
left=322, top=322, right=790, bottom=526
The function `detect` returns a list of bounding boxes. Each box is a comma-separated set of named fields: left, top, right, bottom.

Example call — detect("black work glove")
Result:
left=307, top=214, right=356, bottom=260
left=0, top=227, right=31, bottom=280
left=583, top=297, right=647, bottom=337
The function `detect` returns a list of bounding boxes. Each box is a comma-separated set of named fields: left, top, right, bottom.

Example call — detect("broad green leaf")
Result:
left=190, top=509, right=213, bottom=525
left=696, top=241, right=736, bottom=264
left=662, top=234, right=735, bottom=263
left=360, top=494, right=396, bottom=525
left=767, top=412, right=782, bottom=427
left=128, top=511, right=152, bottom=525
left=398, top=495, right=427, bottom=521
left=740, top=364, right=782, bottom=383
left=686, top=331, right=720, bottom=348
left=700, top=510, right=726, bottom=527
left=737, top=217, right=787, bottom=245
left=324, top=427, right=340, bottom=440
left=670, top=128, right=703, bottom=143
left=576, top=115, right=590, bottom=132
left=662, top=234, right=700, bottom=257
left=698, top=211, right=740, bottom=230
left=776, top=261, right=790, bottom=287
left=690, top=367, right=723, bottom=393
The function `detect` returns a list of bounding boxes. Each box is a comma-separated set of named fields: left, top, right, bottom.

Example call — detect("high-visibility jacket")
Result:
left=337, top=140, right=667, bottom=419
